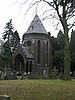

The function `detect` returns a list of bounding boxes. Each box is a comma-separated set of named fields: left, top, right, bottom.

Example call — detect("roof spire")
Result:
left=26, top=14, right=47, bottom=34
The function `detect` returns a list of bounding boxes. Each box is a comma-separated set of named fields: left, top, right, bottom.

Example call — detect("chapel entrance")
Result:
left=14, top=54, right=24, bottom=74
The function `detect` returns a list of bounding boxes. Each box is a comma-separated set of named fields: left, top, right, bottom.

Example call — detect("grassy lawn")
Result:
left=0, top=80, right=75, bottom=100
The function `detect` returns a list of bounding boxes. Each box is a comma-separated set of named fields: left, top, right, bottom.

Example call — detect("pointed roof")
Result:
left=26, top=15, right=48, bottom=34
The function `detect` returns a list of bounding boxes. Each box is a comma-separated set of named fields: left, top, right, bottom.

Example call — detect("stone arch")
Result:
left=14, top=54, right=24, bottom=74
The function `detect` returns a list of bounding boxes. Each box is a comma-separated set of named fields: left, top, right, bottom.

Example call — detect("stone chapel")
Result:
left=12, top=14, right=52, bottom=76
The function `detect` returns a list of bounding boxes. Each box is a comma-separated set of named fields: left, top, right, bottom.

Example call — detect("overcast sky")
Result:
left=0, top=0, right=62, bottom=40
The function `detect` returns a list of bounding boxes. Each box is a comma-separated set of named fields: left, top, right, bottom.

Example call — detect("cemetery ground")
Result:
left=0, top=80, right=75, bottom=100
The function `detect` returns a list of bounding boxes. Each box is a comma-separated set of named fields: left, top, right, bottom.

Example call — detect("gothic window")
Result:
left=37, top=40, right=41, bottom=64
left=45, top=41, right=48, bottom=53
left=45, top=42, right=48, bottom=66
left=46, top=42, right=48, bottom=53
left=26, top=61, right=29, bottom=73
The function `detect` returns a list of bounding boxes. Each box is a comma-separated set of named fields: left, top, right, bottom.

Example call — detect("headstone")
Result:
left=59, top=67, right=63, bottom=79
left=0, top=70, right=2, bottom=79
left=22, top=72, right=27, bottom=79
left=59, top=71, right=63, bottom=79
left=43, top=70, right=46, bottom=75
left=6, top=68, right=13, bottom=80
left=12, top=70, right=17, bottom=79
left=0, top=95, right=10, bottom=100
left=0, top=71, right=4, bottom=80
left=17, top=76, right=22, bottom=80
left=51, top=67, right=58, bottom=79
left=17, top=71, right=22, bottom=80
left=73, top=71, right=75, bottom=77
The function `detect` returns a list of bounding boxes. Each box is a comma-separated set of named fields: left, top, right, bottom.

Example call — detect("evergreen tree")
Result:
left=51, top=30, right=64, bottom=72
left=70, top=29, right=75, bottom=72
left=2, top=19, right=14, bottom=68
left=0, top=42, right=5, bottom=70
left=11, top=30, right=20, bottom=53
left=50, top=36, right=58, bottom=54
left=57, top=30, right=64, bottom=50
left=2, top=19, right=14, bottom=47
left=52, top=50, right=64, bottom=72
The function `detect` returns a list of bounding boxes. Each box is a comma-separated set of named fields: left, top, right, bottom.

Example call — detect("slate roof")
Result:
left=26, top=14, right=48, bottom=34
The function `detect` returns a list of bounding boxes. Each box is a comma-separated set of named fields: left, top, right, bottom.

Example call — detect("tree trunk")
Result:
left=64, top=26, right=70, bottom=80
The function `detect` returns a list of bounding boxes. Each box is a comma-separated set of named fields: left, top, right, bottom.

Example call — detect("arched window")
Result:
left=26, top=61, right=29, bottom=73
left=45, top=42, right=48, bottom=53
left=45, top=42, right=48, bottom=66
left=37, top=40, right=41, bottom=64
left=46, top=42, right=48, bottom=52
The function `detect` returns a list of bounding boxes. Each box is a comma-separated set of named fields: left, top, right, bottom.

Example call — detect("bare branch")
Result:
left=15, top=0, right=75, bottom=33
left=40, top=9, right=53, bottom=16
left=41, top=0, right=55, bottom=9
left=24, top=1, right=40, bottom=16
left=9, top=0, right=19, bottom=6
left=67, top=13, right=75, bottom=20
left=20, top=0, right=30, bottom=5
left=68, top=21, right=75, bottom=30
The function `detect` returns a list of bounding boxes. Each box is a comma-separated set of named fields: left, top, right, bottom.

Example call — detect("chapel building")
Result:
left=12, top=14, right=52, bottom=76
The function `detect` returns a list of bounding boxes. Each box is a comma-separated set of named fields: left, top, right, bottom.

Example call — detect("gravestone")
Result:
left=17, top=72, right=22, bottom=80
left=2, top=72, right=4, bottom=80
left=6, top=68, right=13, bottom=80
left=0, top=70, right=1, bottom=79
left=59, top=67, right=63, bottom=79
left=0, top=71, right=4, bottom=80
left=0, top=95, right=10, bottom=100
left=73, top=71, right=75, bottom=77
left=12, top=70, right=17, bottom=79
left=22, top=72, right=27, bottom=79
left=51, top=67, right=58, bottom=79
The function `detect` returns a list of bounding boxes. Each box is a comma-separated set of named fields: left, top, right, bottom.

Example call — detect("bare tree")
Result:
left=16, top=0, right=75, bottom=80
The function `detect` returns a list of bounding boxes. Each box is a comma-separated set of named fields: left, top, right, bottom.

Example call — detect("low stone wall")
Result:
left=0, top=95, right=10, bottom=100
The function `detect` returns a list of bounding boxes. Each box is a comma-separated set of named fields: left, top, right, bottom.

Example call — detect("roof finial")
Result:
left=35, top=4, right=39, bottom=15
